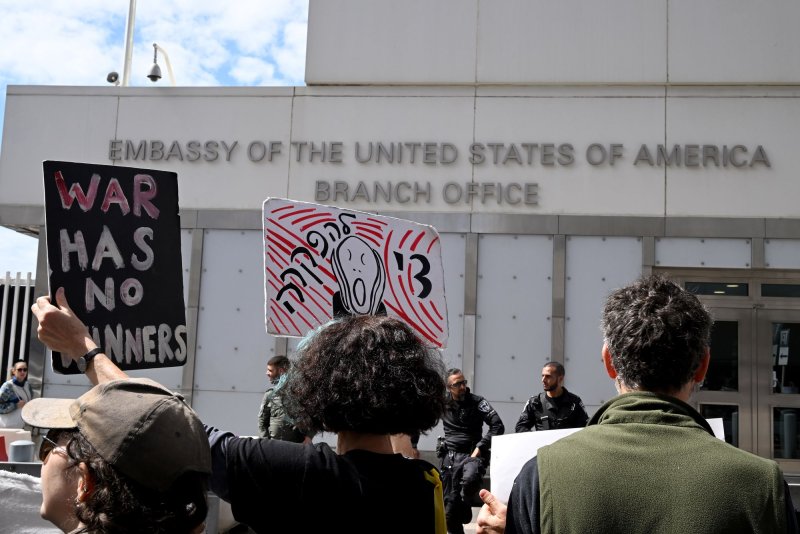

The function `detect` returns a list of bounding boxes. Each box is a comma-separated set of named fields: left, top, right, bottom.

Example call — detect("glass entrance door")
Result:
left=694, top=307, right=755, bottom=452
left=659, top=270, right=800, bottom=475
left=755, top=309, right=800, bottom=475
left=695, top=307, right=800, bottom=474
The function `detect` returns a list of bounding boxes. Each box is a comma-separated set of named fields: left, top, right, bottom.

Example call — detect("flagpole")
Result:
left=121, top=0, right=137, bottom=86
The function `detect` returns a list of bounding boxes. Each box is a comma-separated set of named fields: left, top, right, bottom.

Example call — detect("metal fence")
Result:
left=0, top=272, right=35, bottom=376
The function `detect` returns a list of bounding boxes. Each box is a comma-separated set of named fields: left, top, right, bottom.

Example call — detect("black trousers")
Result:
left=440, top=451, right=485, bottom=534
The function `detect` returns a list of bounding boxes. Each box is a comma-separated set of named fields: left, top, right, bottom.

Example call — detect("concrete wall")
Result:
left=2, top=0, right=800, bottom=450
left=306, top=0, right=800, bottom=85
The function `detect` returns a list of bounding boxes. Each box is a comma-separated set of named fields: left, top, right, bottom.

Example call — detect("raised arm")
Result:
left=31, top=287, right=128, bottom=385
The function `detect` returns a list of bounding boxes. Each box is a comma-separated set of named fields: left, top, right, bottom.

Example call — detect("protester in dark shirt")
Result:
left=477, top=276, right=799, bottom=534
left=31, top=289, right=447, bottom=534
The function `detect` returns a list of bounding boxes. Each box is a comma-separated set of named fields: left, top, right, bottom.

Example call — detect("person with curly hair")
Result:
left=31, top=288, right=447, bottom=534
left=21, top=377, right=210, bottom=534
left=209, top=314, right=448, bottom=533
left=476, top=275, right=798, bottom=534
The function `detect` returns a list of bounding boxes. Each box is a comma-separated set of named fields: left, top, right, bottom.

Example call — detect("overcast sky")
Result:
left=0, top=0, right=309, bottom=277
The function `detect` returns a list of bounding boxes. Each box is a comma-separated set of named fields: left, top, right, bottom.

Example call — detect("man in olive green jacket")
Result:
left=477, top=275, right=798, bottom=534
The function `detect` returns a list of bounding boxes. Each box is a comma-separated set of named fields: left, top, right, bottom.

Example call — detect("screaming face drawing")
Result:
left=331, top=236, right=386, bottom=316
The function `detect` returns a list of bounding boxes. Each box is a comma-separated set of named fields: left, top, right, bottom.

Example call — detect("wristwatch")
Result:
left=77, top=348, right=103, bottom=373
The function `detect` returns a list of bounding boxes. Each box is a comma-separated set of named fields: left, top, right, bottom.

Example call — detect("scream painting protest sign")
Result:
left=43, top=161, right=186, bottom=374
left=263, top=198, right=449, bottom=348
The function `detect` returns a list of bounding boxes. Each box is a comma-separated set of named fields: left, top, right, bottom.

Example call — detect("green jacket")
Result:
left=257, top=374, right=306, bottom=442
left=536, top=392, right=788, bottom=534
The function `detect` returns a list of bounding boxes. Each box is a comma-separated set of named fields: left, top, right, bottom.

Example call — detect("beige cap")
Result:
left=23, top=378, right=211, bottom=492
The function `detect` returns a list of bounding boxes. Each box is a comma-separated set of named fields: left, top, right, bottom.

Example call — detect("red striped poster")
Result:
left=263, top=198, right=448, bottom=348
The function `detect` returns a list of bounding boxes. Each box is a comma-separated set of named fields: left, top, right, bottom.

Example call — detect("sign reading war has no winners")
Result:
left=43, top=161, right=186, bottom=374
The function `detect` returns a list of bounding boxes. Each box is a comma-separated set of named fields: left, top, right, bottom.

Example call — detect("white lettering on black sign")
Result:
left=43, top=161, right=187, bottom=374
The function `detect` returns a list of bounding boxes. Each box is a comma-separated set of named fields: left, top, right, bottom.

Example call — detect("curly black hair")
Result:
left=284, top=314, right=446, bottom=435
left=63, top=431, right=207, bottom=534
left=601, top=275, right=712, bottom=394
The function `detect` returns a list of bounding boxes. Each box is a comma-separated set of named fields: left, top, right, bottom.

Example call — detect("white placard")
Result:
left=490, top=418, right=726, bottom=504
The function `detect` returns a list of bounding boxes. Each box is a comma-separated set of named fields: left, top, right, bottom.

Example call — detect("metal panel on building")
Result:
left=656, top=238, right=752, bottom=269
left=438, top=233, right=467, bottom=370
left=475, top=235, right=553, bottom=401
left=765, top=239, right=800, bottom=270
left=565, top=236, right=643, bottom=411
left=194, top=230, right=274, bottom=396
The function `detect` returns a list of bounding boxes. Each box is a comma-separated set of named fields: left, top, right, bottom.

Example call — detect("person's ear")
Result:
left=602, top=344, right=617, bottom=379
left=694, top=347, right=711, bottom=384
left=76, top=463, right=94, bottom=502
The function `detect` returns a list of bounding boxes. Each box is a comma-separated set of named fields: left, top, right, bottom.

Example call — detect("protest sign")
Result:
left=42, top=161, right=186, bottom=373
left=490, top=418, right=725, bottom=503
left=263, top=198, right=448, bottom=347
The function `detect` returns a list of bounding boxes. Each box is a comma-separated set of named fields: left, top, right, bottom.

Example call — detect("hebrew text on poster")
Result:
left=263, top=198, right=448, bottom=348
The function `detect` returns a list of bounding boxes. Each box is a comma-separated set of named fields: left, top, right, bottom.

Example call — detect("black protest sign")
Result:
left=42, top=161, right=187, bottom=374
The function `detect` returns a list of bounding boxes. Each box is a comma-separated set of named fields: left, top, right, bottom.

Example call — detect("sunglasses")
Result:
left=449, top=379, right=468, bottom=388
left=39, top=431, right=70, bottom=463
left=15, top=367, right=28, bottom=372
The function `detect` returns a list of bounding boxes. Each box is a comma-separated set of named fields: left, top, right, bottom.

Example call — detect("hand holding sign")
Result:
left=263, top=198, right=448, bottom=347
left=31, top=288, right=94, bottom=360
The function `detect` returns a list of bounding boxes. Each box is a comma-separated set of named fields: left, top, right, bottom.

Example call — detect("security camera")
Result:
left=147, top=64, right=162, bottom=82
left=106, top=71, right=120, bottom=85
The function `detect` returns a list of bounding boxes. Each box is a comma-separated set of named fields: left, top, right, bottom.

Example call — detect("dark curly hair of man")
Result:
left=284, top=314, right=446, bottom=435
left=64, top=431, right=208, bottom=534
left=601, top=274, right=712, bottom=394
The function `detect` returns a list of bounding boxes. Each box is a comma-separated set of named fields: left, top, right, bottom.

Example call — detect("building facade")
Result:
left=2, top=0, right=800, bottom=471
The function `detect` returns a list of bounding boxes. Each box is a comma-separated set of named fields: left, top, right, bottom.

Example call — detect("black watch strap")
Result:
left=78, top=348, right=103, bottom=373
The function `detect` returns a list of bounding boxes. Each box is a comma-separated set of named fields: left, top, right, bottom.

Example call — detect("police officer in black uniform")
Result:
left=515, top=361, right=588, bottom=432
left=439, top=368, right=504, bottom=534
